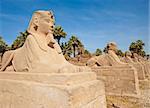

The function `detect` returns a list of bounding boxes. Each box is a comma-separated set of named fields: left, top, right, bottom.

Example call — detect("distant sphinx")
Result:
left=86, top=43, right=141, bottom=100
left=121, top=51, right=134, bottom=63
left=122, top=51, right=150, bottom=80
left=86, top=42, right=126, bottom=67
left=121, top=51, right=146, bottom=63
left=0, top=10, right=90, bottom=73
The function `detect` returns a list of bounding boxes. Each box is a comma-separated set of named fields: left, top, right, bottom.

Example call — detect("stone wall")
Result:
left=106, top=95, right=142, bottom=108
left=139, top=80, right=150, bottom=108
left=132, top=63, right=145, bottom=80
left=92, top=65, right=140, bottom=97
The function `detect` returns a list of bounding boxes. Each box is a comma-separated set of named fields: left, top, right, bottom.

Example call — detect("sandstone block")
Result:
left=92, top=66, right=140, bottom=97
left=0, top=72, right=107, bottom=108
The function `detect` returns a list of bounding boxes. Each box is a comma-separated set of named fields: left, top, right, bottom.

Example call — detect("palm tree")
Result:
left=95, top=48, right=102, bottom=56
left=83, top=49, right=91, bottom=58
left=61, top=42, right=72, bottom=56
left=0, top=36, right=8, bottom=54
left=53, top=26, right=67, bottom=45
left=129, top=40, right=145, bottom=57
left=68, top=36, right=84, bottom=57
left=11, top=30, right=29, bottom=50
left=116, top=49, right=124, bottom=57
left=84, top=49, right=90, bottom=55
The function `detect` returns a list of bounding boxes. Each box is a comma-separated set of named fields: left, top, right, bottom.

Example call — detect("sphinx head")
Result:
left=125, top=51, right=132, bottom=57
left=107, top=42, right=118, bottom=53
left=27, top=10, right=55, bottom=35
left=132, top=53, right=139, bottom=58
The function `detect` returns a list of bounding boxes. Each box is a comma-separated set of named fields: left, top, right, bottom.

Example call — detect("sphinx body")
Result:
left=121, top=51, right=134, bottom=63
left=0, top=10, right=90, bottom=73
left=121, top=51, right=150, bottom=80
left=0, top=11, right=107, bottom=108
left=86, top=42, right=126, bottom=67
left=131, top=53, right=150, bottom=79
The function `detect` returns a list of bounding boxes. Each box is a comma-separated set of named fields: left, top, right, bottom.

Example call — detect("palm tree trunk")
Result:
left=73, top=45, right=76, bottom=57
left=55, top=37, right=61, bottom=45
left=58, top=39, right=60, bottom=45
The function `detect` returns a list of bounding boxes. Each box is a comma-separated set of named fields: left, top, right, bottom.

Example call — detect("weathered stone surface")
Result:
left=86, top=42, right=126, bottom=67
left=132, top=63, right=145, bottom=80
left=132, top=53, right=150, bottom=79
left=140, top=62, right=150, bottom=80
left=0, top=72, right=106, bottom=108
left=0, top=10, right=106, bottom=108
left=0, top=72, right=96, bottom=85
left=122, top=51, right=150, bottom=80
left=107, top=95, right=142, bottom=108
left=139, top=80, right=150, bottom=108
left=0, top=10, right=91, bottom=73
left=86, top=42, right=141, bottom=107
left=92, top=66, right=140, bottom=97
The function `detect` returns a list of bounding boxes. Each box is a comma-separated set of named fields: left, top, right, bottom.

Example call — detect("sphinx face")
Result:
left=38, top=17, right=54, bottom=35
left=125, top=52, right=132, bottom=57
left=107, top=43, right=118, bottom=53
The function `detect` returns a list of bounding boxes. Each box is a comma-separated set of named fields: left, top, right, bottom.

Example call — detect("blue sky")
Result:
left=0, top=0, right=149, bottom=53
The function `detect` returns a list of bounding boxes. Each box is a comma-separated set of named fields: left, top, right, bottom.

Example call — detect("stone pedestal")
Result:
left=0, top=72, right=106, bottom=108
left=139, top=80, right=150, bottom=108
left=92, top=65, right=140, bottom=97
left=132, top=63, right=145, bottom=80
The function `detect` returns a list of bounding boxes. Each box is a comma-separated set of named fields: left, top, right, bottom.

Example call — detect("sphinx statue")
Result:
left=0, top=10, right=90, bottom=73
left=132, top=53, right=150, bottom=79
left=121, top=51, right=146, bottom=79
left=121, top=51, right=150, bottom=80
left=122, top=51, right=147, bottom=63
left=86, top=42, right=126, bottom=67
left=131, top=53, right=148, bottom=62
left=121, top=51, right=134, bottom=63
left=0, top=10, right=107, bottom=108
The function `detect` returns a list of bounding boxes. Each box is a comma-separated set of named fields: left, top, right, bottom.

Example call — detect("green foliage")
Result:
left=84, top=49, right=90, bottom=55
left=103, top=46, right=108, bottom=53
left=67, top=36, right=84, bottom=57
left=95, top=48, right=102, bottom=56
left=0, top=36, right=8, bottom=53
left=60, top=42, right=72, bottom=57
left=61, top=36, right=89, bottom=58
left=11, top=31, right=29, bottom=50
left=129, top=40, right=146, bottom=57
left=83, top=49, right=91, bottom=57
left=53, top=26, right=67, bottom=45
left=138, top=50, right=146, bottom=57
left=116, top=49, right=124, bottom=57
